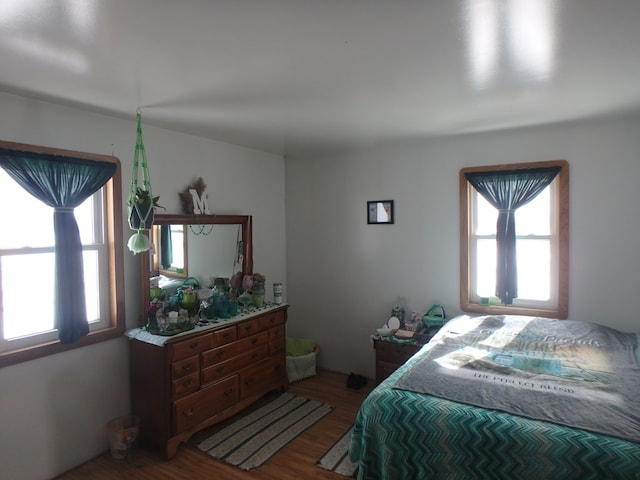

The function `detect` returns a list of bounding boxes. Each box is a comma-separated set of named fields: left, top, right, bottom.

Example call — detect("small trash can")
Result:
left=286, top=337, right=318, bottom=383
left=106, top=415, right=140, bottom=459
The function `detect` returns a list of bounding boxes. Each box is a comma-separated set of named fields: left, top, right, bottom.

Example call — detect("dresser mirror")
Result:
left=139, top=214, right=253, bottom=322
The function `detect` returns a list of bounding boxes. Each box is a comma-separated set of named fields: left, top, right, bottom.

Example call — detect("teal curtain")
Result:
left=160, top=225, right=173, bottom=269
left=0, top=149, right=116, bottom=344
left=465, top=166, right=560, bottom=305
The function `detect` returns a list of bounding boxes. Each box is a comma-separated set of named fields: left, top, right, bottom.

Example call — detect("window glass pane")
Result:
left=2, top=253, right=55, bottom=339
left=476, top=239, right=551, bottom=302
left=475, top=193, right=498, bottom=235
left=170, top=225, right=185, bottom=270
left=75, top=195, right=96, bottom=244
left=476, top=239, right=496, bottom=297
left=515, top=186, right=550, bottom=235
left=2, top=250, right=103, bottom=338
left=516, top=239, right=550, bottom=300
left=0, top=170, right=55, bottom=248
left=83, top=250, right=100, bottom=323
left=0, top=170, right=96, bottom=247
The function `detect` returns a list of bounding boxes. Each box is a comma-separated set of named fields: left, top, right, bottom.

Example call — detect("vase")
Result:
left=146, top=311, right=158, bottom=331
left=252, top=282, right=265, bottom=307
left=128, top=204, right=154, bottom=230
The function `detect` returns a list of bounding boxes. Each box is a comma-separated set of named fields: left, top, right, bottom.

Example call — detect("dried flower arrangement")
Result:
left=179, top=177, right=207, bottom=214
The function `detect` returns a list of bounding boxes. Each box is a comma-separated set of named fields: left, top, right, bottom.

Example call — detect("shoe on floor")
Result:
left=347, top=373, right=367, bottom=390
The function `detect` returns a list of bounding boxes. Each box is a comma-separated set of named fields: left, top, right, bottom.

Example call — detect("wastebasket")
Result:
left=106, top=415, right=140, bottom=459
left=286, top=337, right=318, bottom=383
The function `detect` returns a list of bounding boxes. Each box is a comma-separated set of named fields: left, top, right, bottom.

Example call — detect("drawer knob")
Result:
left=251, top=338, right=258, bottom=345
left=183, top=408, right=194, bottom=417
left=223, top=332, right=230, bottom=338
left=251, top=352, right=258, bottom=359
left=183, top=364, right=193, bottom=372
left=224, top=388, right=233, bottom=397
left=216, top=351, right=224, bottom=358
left=182, top=379, right=192, bottom=388
left=189, top=342, right=198, bottom=350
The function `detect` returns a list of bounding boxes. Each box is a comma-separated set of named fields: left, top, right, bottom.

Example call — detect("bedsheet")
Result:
left=349, top=318, right=640, bottom=480
left=394, top=315, right=640, bottom=443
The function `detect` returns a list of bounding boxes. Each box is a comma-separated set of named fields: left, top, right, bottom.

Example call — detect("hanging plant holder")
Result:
left=127, top=110, right=162, bottom=254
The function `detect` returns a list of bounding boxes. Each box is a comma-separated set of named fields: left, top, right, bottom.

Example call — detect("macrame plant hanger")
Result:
left=127, top=109, right=156, bottom=254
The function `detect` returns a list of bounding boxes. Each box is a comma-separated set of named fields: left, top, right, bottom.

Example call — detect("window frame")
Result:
left=0, top=140, right=125, bottom=367
left=459, top=160, right=569, bottom=319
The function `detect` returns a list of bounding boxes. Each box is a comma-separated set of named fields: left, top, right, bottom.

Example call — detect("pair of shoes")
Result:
left=347, top=373, right=367, bottom=390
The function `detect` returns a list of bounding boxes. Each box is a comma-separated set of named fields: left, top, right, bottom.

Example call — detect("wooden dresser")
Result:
left=373, top=337, right=421, bottom=385
left=129, top=305, right=288, bottom=459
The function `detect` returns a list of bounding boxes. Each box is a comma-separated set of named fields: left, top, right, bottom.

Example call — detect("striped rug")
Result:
left=197, top=392, right=333, bottom=470
left=316, top=425, right=358, bottom=477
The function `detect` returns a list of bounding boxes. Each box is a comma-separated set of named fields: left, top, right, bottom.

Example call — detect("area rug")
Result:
left=316, top=424, right=358, bottom=477
left=197, top=392, right=333, bottom=471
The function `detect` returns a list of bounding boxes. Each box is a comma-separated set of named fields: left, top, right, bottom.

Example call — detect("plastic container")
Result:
left=106, top=415, right=140, bottom=459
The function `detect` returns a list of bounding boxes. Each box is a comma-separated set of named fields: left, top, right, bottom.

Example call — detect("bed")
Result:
left=349, top=314, right=640, bottom=479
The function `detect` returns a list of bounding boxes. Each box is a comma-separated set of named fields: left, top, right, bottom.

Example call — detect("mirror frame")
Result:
left=139, top=213, right=253, bottom=325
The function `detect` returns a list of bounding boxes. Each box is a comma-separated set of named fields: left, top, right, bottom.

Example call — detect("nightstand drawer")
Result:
left=375, top=340, right=420, bottom=364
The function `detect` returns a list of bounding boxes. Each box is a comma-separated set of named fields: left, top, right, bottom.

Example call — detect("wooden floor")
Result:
left=56, top=370, right=373, bottom=479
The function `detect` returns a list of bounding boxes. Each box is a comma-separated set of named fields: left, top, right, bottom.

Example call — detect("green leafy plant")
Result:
left=129, top=187, right=164, bottom=210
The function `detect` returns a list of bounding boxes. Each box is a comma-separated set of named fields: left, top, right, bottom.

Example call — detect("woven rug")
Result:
left=197, top=392, right=333, bottom=471
left=316, top=425, right=358, bottom=477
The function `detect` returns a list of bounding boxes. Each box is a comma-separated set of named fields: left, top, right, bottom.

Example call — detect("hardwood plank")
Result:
left=56, top=370, right=372, bottom=479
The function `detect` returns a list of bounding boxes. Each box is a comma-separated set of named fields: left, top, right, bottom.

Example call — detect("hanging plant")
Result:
left=128, top=186, right=164, bottom=230
left=127, top=110, right=161, bottom=254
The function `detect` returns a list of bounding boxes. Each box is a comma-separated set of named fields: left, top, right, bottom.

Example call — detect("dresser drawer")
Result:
left=172, top=372, right=200, bottom=399
left=268, top=323, right=285, bottom=340
left=269, top=325, right=286, bottom=353
left=201, top=346, right=269, bottom=385
left=211, top=326, right=237, bottom=346
left=375, top=341, right=420, bottom=365
left=172, top=355, right=199, bottom=380
left=259, top=310, right=285, bottom=330
left=237, top=318, right=261, bottom=338
left=171, top=334, right=211, bottom=361
left=174, top=375, right=239, bottom=433
left=201, top=332, right=268, bottom=367
left=240, top=357, right=285, bottom=399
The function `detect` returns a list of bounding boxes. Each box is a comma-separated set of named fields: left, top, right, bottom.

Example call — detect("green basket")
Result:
left=422, top=304, right=446, bottom=328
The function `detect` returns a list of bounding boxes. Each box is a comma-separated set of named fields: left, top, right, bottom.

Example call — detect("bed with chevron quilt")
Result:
left=349, top=315, right=640, bottom=479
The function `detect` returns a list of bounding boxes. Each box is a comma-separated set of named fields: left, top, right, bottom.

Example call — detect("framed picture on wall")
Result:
left=367, top=200, right=394, bottom=224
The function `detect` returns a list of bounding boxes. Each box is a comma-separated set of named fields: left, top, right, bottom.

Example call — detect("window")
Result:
left=0, top=142, right=124, bottom=367
left=460, top=160, right=569, bottom=319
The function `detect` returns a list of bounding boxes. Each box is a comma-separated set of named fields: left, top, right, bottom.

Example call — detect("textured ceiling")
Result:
left=1, top=0, right=640, bottom=156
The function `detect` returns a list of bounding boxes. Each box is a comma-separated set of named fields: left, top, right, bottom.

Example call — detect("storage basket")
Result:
left=286, top=337, right=318, bottom=383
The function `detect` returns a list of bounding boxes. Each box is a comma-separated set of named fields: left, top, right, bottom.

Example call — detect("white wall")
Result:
left=285, top=115, right=640, bottom=379
left=0, top=93, right=286, bottom=480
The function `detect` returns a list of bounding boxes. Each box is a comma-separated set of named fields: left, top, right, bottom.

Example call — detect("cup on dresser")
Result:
left=273, top=283, right=283, bottom=304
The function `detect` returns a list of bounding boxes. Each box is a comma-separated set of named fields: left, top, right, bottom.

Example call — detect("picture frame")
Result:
left=367, top=200, right=394, bottom=224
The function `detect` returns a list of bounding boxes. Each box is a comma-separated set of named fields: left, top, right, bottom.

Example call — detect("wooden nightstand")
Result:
left=373, top=338, right=421, bottom=385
